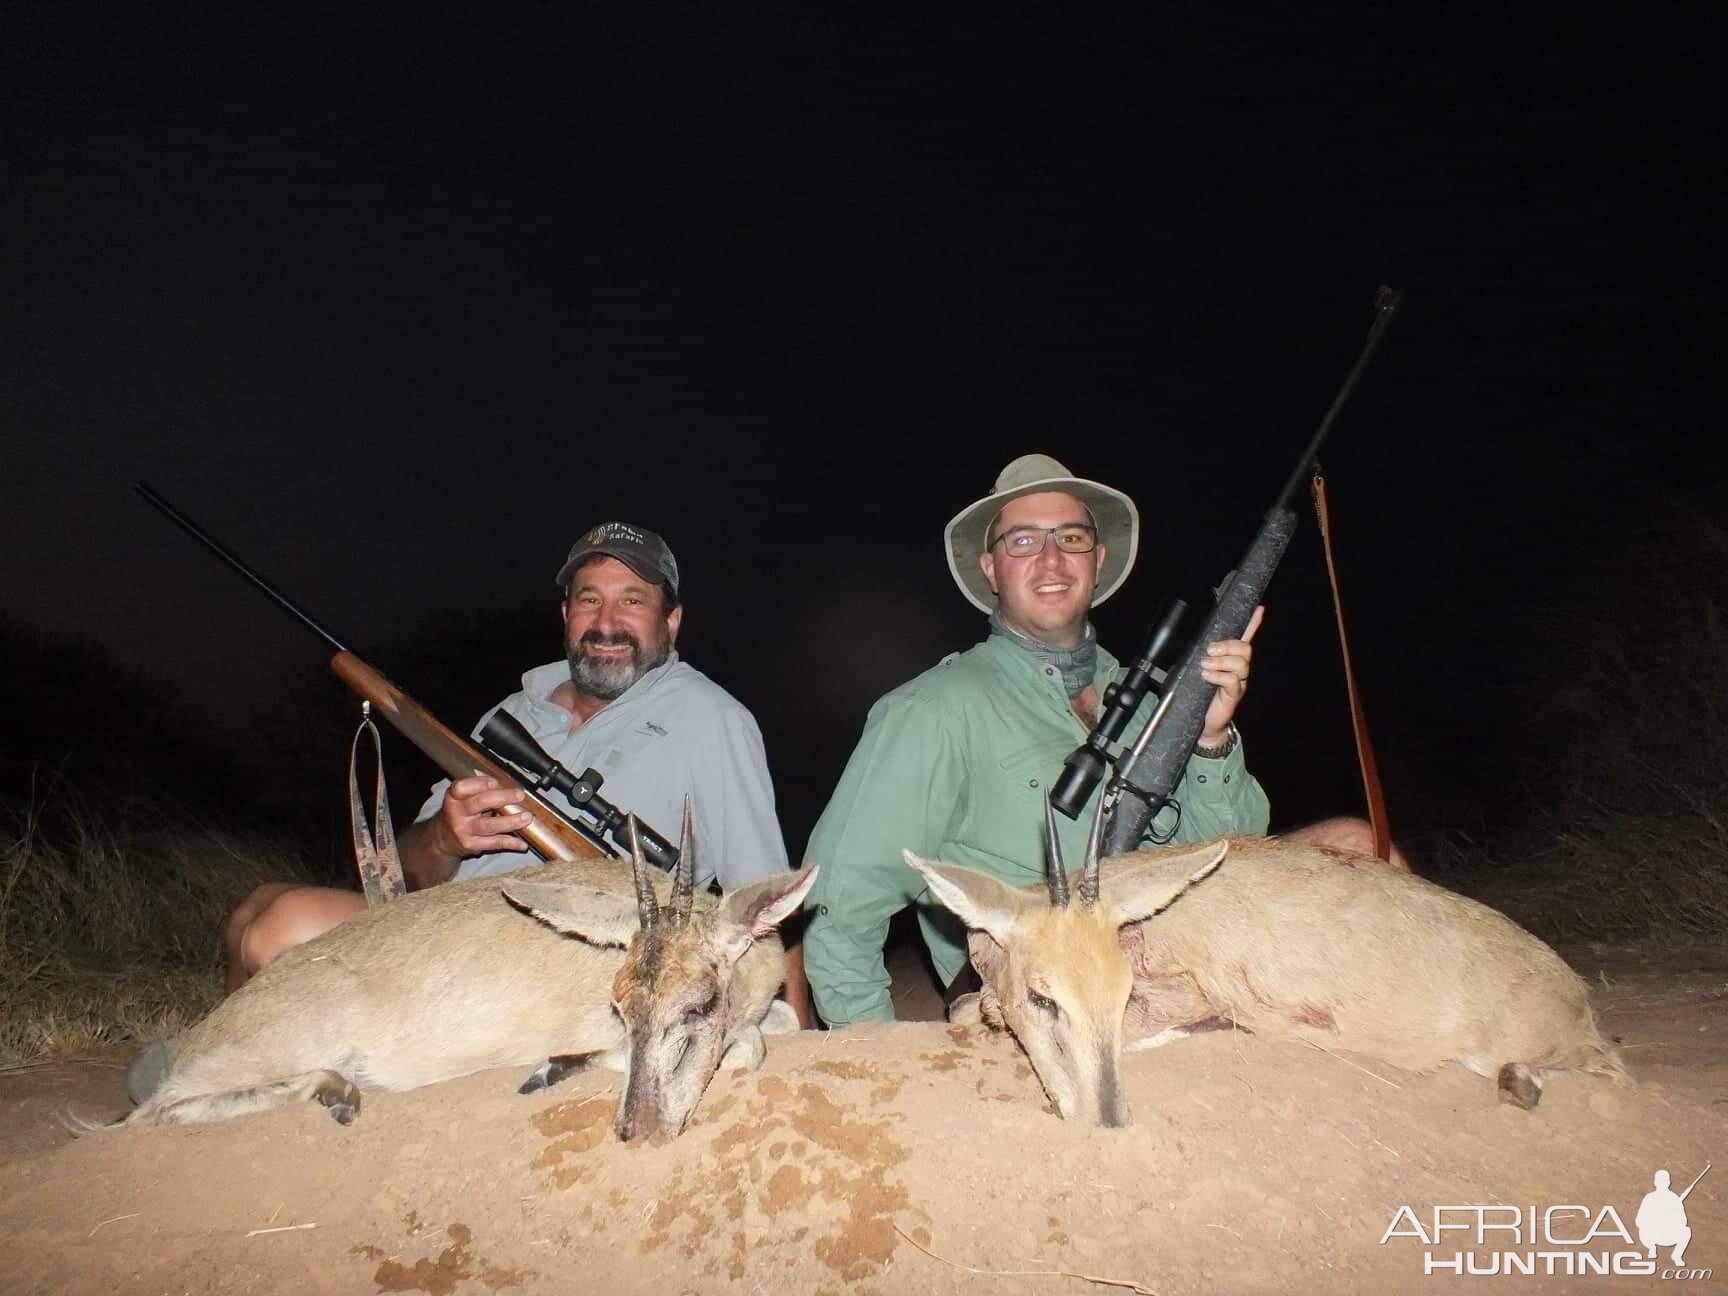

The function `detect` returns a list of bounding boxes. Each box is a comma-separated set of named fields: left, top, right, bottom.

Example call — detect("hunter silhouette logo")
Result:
left=1380, top=1162, right=1712, bottom=1279
left=1639, top=1165, right=1709, bottom=1268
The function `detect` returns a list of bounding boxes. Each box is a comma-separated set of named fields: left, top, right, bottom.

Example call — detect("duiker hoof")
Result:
left=759, top=999, right=801, bottom=1036
left=315, top=1078, right=362, bottom=1125
left=126, top=1040, right=174, bottom=1107
left=518, top=1053, right=592, bottom=1095
left=1497, top=1062, right=1544, bottom=1110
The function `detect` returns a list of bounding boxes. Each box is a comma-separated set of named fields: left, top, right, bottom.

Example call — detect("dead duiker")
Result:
left=912, top=799, right=1624, bottom=1126
left=114, top=810, right=814, bottom=1137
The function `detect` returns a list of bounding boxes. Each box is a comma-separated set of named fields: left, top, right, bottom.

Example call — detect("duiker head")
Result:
left=906, top=798, right=1224, bottom=1126
left=504, top=805, right=816, bottom=1141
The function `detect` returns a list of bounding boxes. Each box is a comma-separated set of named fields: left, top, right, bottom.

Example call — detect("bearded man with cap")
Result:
left=210, top=521, right=793, bottom=992
left=800, top=455, right=1274, bottom=1029
left=122, top=522, right=800, bottom=1104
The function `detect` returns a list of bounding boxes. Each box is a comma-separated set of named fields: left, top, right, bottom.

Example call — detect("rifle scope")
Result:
left=1049, top=598, right=1188, bottom=819
left=479, top=711, right=680, bottom=873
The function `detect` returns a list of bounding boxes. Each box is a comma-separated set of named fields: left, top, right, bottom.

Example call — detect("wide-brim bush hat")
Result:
left=944, top=453, right=1139, bottom=614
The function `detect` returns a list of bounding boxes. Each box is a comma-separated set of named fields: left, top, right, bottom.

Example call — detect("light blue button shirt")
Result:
left=415, top=653, right=790, bottom=891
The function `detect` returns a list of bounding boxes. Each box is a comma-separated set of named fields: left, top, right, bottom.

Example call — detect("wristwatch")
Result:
left=1193, top=724, right=1239, bottom=760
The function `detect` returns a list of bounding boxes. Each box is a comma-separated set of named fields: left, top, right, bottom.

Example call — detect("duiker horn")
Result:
left=1078, top=788, right=1106, bottom=906
left=671, top=798, right=696, bottom=926
left=1043, top=793, right=1071, bottom=908
left=627, top=815, right=658, bottom=929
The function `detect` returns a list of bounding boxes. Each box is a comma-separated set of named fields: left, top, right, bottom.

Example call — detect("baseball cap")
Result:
left=555, top=522, right=680, bottom=598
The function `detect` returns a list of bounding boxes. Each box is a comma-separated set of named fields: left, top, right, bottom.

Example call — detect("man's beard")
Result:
left=567, top=629, right=670, bottom=701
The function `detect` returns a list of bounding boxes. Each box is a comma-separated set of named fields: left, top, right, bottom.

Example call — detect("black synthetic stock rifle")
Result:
left=1086, top=286, right=1405, bottom=855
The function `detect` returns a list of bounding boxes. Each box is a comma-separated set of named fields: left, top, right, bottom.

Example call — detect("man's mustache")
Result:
left=578, top=630, right=641, bottom=652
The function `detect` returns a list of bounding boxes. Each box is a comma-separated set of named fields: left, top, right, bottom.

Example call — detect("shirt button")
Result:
left=1196, top=774, right=1208, bottom=784
left=817, top=904, right=829, bottom=916
left=1028, top=778, right=1039, bottom=788
left=1044, top=666, right=1055, bottom=676
left=1223, top=774, right=1231, bottom=784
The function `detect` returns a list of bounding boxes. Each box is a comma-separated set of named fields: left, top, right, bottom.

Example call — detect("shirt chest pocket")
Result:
left=981, top=740, right=1077, bottom=831
left=996, top=739, right=1074, bottom=791
left=939, top=742, right=1077, bottom=886
left=564, top=722, right=667, bottom=792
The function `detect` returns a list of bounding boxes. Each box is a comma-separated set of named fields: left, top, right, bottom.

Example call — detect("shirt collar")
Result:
left=520, top=651, right=682, bottom=715
left=978, top=633, right=1121, bottom=692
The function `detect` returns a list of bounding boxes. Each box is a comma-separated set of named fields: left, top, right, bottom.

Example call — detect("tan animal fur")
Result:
left=916, top=832, right=1624, bottom=1127
left=117, top=813, right=815, bottom=1139
left=907, top=841, right=1228, bottom=1126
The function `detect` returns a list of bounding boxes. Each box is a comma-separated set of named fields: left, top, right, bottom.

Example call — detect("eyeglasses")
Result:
left=987, top=523, right=1099, bottom=558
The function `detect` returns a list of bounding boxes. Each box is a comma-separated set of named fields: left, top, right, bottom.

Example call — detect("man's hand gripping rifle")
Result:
left=1049, top=286, right=1405, bottom=856
left=134, top=485, right=678, bottom=871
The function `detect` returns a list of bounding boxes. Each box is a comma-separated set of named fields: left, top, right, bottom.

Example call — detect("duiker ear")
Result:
left=501, top=881, right=641, bottom=948
left=712, top=865, right=821, bottom=962
left=1103, top=841, right=1229, bottom=927
left=904, top=851, right=1035, bottom=945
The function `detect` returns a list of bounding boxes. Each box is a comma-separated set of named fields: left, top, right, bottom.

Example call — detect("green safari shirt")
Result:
left=801, top=632, right=1271, bottom=1027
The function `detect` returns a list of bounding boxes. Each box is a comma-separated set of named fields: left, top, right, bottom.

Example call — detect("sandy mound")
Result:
left=2, top=962, right=1724, bottom=1296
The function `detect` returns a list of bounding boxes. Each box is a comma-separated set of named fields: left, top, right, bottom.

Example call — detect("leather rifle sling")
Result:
left=349, top=705, right=408, bottom=905
left=1310, top=470, right=1393, bottom=861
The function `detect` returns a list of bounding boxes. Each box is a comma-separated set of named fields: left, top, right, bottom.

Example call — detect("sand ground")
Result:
left=1, top=940, right=1723, bottom=1295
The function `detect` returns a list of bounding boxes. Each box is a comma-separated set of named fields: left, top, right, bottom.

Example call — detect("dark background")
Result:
left=3, top=7, right=1719, bottom=869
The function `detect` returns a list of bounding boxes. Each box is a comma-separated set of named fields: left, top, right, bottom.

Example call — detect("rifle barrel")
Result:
left=1098, top=286, right=1404, bottom=855
left=136, top=484, right=616, bottom=864
left=1679, top=1163, right=1711, bottom=1201
left=134, top=482, right=350, bottom=654
left=1268, top=286, right=1404, bottom=514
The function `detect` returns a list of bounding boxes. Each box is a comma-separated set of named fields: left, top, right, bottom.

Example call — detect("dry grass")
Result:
left=1465, top=510, right=1728, bottom=941
left=0, top=787, right=316, bottom=1066
left=1463, top=809, right=1728, bottom=944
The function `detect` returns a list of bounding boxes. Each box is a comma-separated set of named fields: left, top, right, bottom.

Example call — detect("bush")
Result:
left=0, top=782, right=315, bottom=1066
left=1467, top=509, right=1728, bottom=941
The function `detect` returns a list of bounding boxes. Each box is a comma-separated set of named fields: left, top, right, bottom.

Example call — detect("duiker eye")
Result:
left=1027, top=988, right=1059, bottom=1016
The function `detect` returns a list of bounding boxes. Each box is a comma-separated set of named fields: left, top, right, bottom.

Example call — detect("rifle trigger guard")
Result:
left=1107, top=776, right=1158, bottom=812
left=1105, top=777, right=1182, bottom=845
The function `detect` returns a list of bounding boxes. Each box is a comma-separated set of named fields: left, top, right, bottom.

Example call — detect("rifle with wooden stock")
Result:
left=134, top=483, right=656, bottom=868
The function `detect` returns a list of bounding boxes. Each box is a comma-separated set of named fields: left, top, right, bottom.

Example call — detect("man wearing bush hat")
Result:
left=800, top=453, right=1276, bottom=1028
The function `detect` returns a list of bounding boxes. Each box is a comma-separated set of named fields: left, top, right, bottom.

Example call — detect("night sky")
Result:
left=3, top=9, right=1719, bottom=862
